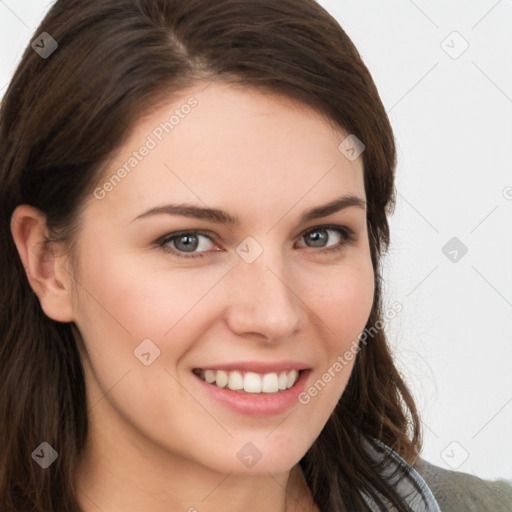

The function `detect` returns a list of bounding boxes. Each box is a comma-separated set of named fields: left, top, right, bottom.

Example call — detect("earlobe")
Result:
left=10, top=205, right=76, bottom=323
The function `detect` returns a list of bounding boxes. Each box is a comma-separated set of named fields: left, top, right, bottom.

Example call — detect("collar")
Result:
left=360, top=436, right=441, bottom=512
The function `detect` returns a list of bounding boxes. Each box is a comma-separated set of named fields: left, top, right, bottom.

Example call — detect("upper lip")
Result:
left=193, top=361, right=310, bottom=374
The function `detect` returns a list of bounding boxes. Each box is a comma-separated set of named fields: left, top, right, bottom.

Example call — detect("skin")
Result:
left=11, top=81, right=375, bottom=512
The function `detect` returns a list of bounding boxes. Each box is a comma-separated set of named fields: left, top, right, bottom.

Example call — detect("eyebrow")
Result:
left=132, top=194, right=366, bottom=226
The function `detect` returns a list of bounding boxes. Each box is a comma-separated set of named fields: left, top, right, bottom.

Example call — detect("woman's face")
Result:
left=67, top=81, right=375, bottom=476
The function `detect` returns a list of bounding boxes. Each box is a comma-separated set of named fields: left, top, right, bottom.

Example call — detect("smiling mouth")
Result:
left=192, top=368, right=301, bottom=394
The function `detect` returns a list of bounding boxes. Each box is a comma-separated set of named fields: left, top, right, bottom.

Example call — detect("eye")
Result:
left=157, top=230, right=217, bottom=259
left=297, top=225, right=356, bottom=254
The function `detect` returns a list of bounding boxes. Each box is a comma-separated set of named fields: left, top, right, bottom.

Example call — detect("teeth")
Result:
left=286, top=370, right=298, bottom=389
left=216, top=370, right=228, bottom=388
left=278, top=371, right=288, bottom=390
left=196, top=368, right=301, bottom=393
left=261, top=372, right=279, bottom=393
left=244, top=372, right=261, bottom=393
left=228, top=370, right=244, bottom=390
left=204, top=370, right=216, bottom=383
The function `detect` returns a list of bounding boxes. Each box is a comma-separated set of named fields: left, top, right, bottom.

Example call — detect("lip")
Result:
left=194, top=361, right=311, bottom=374
left=192, top=367, right=311, bottom=417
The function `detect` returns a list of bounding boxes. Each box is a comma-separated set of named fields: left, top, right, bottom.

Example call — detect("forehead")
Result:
left=87, top=81, right=365, bottom=225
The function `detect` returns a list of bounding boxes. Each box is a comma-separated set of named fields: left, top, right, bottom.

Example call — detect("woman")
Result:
left=1, top=0, right=510, bottom=510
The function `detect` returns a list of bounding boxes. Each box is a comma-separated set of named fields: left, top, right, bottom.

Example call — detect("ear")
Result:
left=10, top=205, right=75, bottom=323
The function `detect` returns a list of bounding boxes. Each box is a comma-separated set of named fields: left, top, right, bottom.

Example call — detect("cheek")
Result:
left=70, top=245, right=229, bottom=366
left=315, top=257, right=375, bottom=349
left=302, top=257, right=374, bottom=407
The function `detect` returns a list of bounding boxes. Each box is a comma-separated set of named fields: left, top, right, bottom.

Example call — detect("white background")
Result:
left=1, top=0, right=511, bottom=481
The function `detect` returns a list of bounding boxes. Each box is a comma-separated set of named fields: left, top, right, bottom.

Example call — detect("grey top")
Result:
left=361, top=437, right=512, bottom=511
left=413, top=456, right=512, bottom=512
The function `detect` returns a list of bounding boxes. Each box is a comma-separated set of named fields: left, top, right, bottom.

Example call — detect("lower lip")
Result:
left=192, top=370, right=311, bottom=416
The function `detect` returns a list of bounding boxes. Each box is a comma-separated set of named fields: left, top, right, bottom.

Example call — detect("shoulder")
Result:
left=413, top=457, right=512, bottom=512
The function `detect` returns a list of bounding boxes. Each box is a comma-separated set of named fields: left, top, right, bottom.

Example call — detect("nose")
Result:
left=224, top=252, right=306, bottom=342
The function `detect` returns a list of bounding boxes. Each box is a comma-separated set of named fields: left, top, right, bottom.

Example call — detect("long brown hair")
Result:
left=0, top=1, right=422, bottom=510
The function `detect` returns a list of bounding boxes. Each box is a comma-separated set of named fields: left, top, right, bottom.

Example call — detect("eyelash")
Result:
left=156, top=224, right=357, bottom=260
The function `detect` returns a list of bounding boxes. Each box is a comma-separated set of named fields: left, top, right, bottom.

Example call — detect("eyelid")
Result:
left=302, top=223, right=355, bottom=239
